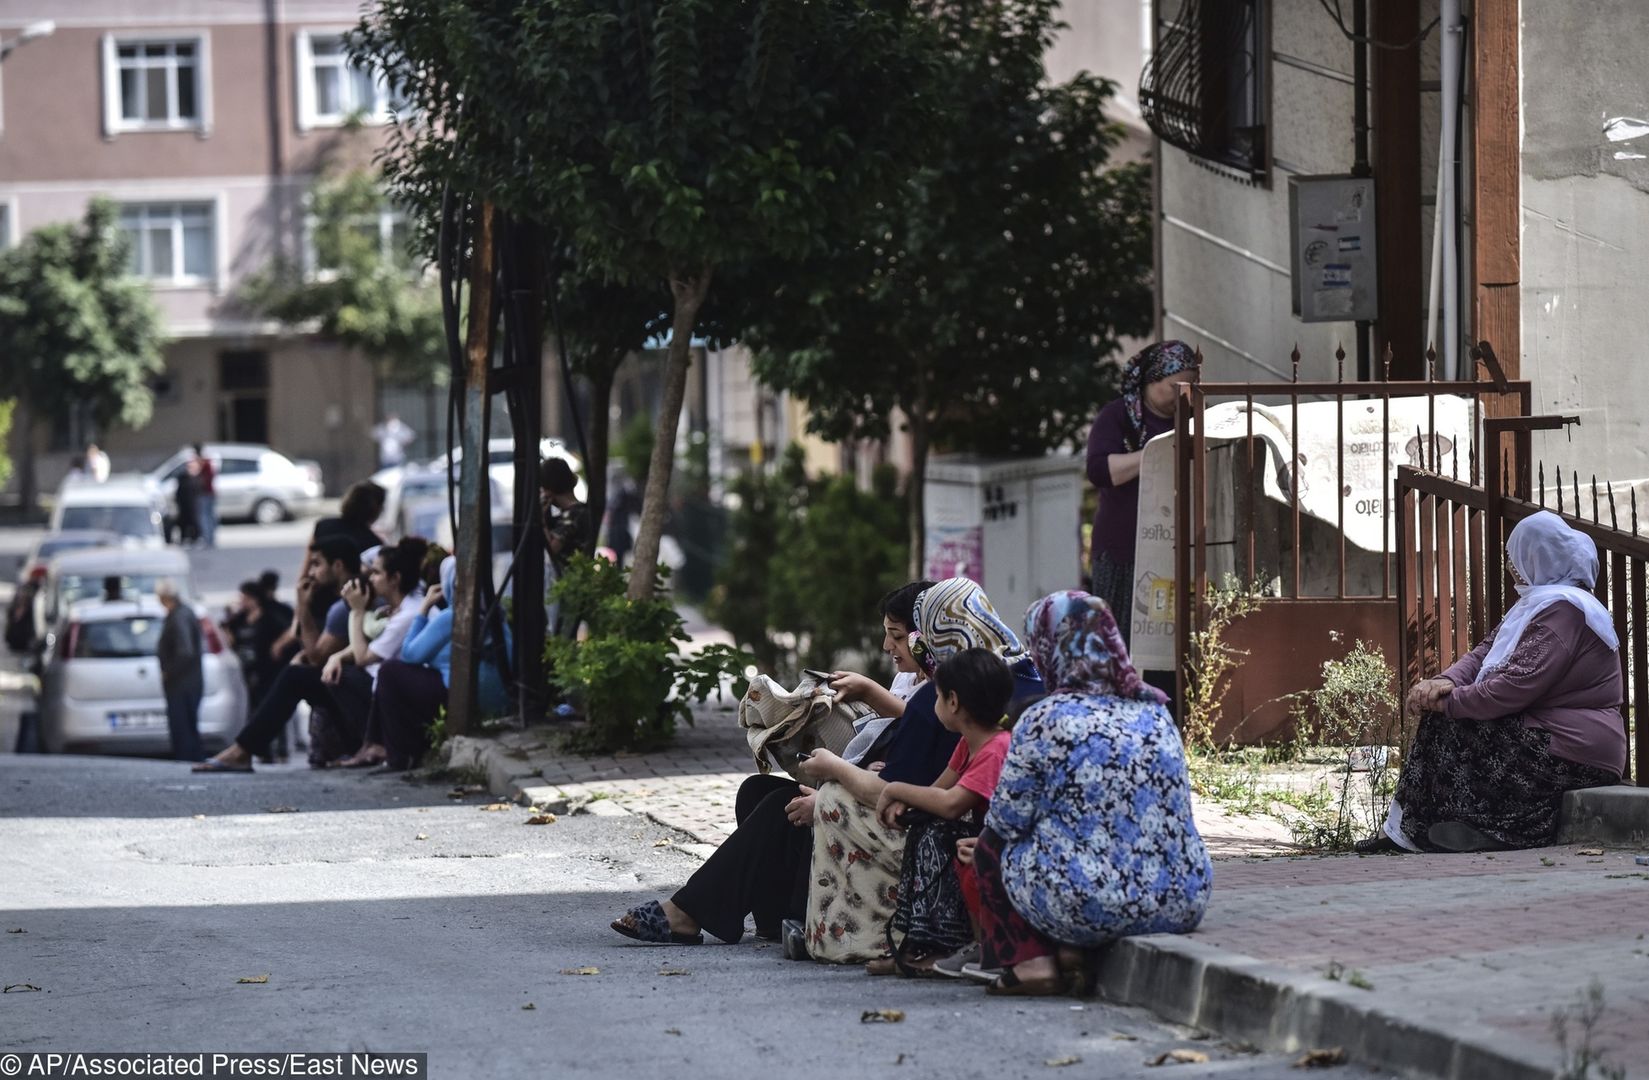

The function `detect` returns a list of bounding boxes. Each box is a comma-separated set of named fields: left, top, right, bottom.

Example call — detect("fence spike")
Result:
left=1426, top=343, right=1437, bottom=382
left=1592, top=475, right=1601, bottom=524
left=1608, top=481, right=1619, bottom=529
left=1336, top=343, right=1346, bottom=382
left=1574, top=472, right=1582, bottom=521
left=1416, top=427, right=1426, bottom=472
left=1557, top=465, right=1564, bottom=514
left=1633, top=487, right=1640, bottom=536
left=1291, top=343, right=1300, bottom=383
left=1504, top=448, right=1511, bottom=494
left=1469, top=434, right=1479, bottom=487
left=1539, top=461, right=1546, bottom=507
left=1451, top=445, right=1459, bottom=481
left=1382, top=342, right=1393, bottom=381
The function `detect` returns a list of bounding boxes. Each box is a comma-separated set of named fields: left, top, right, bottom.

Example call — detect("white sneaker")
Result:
left=960, top=959, right=1004, bottom=984
left=932, top=942, right=981, bottom=978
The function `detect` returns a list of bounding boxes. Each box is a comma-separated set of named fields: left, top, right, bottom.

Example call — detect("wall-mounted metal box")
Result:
left=1289, top=175, right=1378, bottom=323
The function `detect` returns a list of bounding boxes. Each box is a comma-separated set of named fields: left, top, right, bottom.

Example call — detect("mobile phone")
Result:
left=803, top=668, right=834, bottom=682
left=796, top=750, right=813, bottom=762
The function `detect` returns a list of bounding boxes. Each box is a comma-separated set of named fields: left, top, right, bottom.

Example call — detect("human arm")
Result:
left=1443, top=609, right=1578, bottom=722
left=1085, top=402, right=1139, bottom=489
left=797, top=749, right=889, bottom=808
left=877, top=773, right=982, bottom=827
left=982, top=711, right=1050, bottom=842
left=828, top=670, right=908, bottom=719
left=400, top=609, right=451, bottom=667
left=342, top=581, right=373, bottom=667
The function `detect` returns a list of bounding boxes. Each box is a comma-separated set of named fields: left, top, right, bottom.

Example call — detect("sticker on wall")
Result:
left=1321, top=264, right=1352, bottom=288
left=1337, top=236, right=1362, bottom=252
left=924, top=525, right=983, bottom=584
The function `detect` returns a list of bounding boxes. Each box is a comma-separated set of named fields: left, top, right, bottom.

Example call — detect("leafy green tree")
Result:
left=0, top=200, right=166, bottom=508
left=744, top=0, right=1153, bottom=573
left=354, top=0, right=940, bottom=599
left=242, top=169, right=445, bottom=383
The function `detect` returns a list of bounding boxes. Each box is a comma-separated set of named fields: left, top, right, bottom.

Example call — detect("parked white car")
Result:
left=372, top=437, right=583, bottom=537
left=149, top=443, right=323, bottom=527
left=36, top=596, right=246, bottom=755
left=31, top=547, right=195, bottom=656
left=49, top=476, right=165, bottom=547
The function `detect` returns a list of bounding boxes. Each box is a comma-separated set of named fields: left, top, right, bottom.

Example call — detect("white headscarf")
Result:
left=1478, top=511, right=1618, bottom=682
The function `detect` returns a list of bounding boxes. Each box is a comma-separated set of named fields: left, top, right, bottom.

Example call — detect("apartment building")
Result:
left=0, top=0, right=403, bottom=493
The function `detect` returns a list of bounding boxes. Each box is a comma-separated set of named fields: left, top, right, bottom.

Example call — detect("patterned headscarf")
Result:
left=1120, top=340, right=1198, bottom=451
left=1024, top=590, right=1166, bottom=704
left=910, top=577, right=1023, bottom=677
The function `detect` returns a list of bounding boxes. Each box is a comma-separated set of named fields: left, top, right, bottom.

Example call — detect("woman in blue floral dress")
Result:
left=973, top=591, right=1212, bottom=995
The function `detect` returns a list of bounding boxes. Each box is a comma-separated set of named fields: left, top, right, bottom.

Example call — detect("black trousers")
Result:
left=234, top=662, right=370, bottom=758
left=671, top=774, right=812, bottom=944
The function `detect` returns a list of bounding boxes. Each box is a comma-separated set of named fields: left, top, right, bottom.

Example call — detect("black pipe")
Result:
left=1353, top=0, right=1372, bottom=381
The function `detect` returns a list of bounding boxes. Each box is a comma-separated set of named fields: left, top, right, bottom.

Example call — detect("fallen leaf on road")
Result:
left=860, top=1009, right=905, bottom=1024
left=192, top=814, right=206, bottom=820
left=1540, top=857, right=1556, bottom=866
left=236, top=975, right=269, bottom=985
left=521, top=1003, right=536, bottom=1011
left=525, top=814, right=558, bottom=825
left=1045, top=1056, right=1082, bottom=1067
left=657, top=968, right=691, bottom=977
left=653, top=839, right=673, bottom=847
left=664, top=1029, right=682, bottom=1037
left=1110, top=1033, right=1138, bottom=1041
left=1293, top=1048, right=1347, bottom=1068
left=893, top=1054, right=905, bottom=1065
left=1146, top=1049, right=1209, bottom=1066
left=480, top=803, right=512, bottom=812
left=560, top=967, right=600, bottom=976
left=265, top=806, right=299, bottom=814
left=446, top=786, right=485, bottom=799
left=3, top=984, right=41, bottom=993
left=1577, top=849, right=1605, bottom=856
left=5, top=928, right=23, bottom=934
left=414, top=833, right=429, bottom=841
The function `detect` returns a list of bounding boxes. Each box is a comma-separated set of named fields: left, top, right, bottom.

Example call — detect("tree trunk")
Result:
left=15, top=392, right=36, bottom=513
left=906, top=403, right=930, bottom=581
left=448, top=203, right=497, bottom=737
left=582, top=362, right=617, bottom=558
left=627, top=267, right=713, bottom=601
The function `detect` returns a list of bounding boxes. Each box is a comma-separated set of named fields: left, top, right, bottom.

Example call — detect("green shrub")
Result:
left=545, top=554, right=752, bottom=753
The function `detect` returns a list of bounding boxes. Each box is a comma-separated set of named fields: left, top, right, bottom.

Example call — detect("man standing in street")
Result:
left=193, top=443, right=218, bottom=548
left=156, top=579, right=204, bottom=762
left=372, top=413, right=416, bottom=470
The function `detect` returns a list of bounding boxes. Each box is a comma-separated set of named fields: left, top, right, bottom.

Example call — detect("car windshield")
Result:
left=60, top=506, right=158, bottom=538
left=37, top=536, right=110, bottom=560
left=74, top=615, right=164, bottom=659
left=59, top=573, right=169, bottom=607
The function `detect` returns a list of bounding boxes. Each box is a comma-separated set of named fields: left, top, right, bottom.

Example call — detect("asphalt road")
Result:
left=0, top=756, right=1386, bottom=1079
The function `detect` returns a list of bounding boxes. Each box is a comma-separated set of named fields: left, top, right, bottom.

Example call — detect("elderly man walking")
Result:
left=156, top=580, right=204, bottom=762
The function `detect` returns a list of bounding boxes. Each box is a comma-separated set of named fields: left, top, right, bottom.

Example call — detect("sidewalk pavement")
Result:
left=458, top=709, right=1647, bottom=1080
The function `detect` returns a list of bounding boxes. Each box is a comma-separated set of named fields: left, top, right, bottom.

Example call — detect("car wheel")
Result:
left=252, top=498, right=287, bottom=525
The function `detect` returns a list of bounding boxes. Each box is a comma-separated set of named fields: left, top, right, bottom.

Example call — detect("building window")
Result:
left=0, top=205, right=9, bottom=249
left=304, top=204, right=414, bottom=278
left=296, top=31, right=402, bottom=130
left=101, top=34, right=212, bottom=135
left=1140, top=0, right=1268, bottom=179
left=119, top=202, right=215, bottom=285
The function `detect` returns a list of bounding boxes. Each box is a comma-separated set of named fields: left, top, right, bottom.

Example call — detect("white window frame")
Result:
left=295, top=29, right=399, bottom=131
left=302, top=198, right=412, bottom=280
left=117, top=200, right=220, bottom=289
left=101, top=32, right=213, bottom=138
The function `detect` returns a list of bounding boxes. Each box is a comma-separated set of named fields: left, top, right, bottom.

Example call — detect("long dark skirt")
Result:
left=1394, top=713, right=1617, bottom=850
left=887, top=814, right=978, bottom=956
left=1089, top=551, right=1135, bottom=648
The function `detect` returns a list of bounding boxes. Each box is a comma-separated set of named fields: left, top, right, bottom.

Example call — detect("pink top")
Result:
left=1440, top=600, right=1626, bottom=777
left=946, top=730, right=1012, bottom=825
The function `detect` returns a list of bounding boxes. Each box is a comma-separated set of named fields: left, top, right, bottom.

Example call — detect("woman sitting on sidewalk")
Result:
left=608, top=581, right=934, bottom=947
left=1362, top=511, right=1624, bottom=854
left=973, top=591, right=1211, bottom=996
left=797, top=577, right=1044, bottom=964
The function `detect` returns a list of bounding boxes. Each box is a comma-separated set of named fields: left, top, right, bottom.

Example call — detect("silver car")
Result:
left=32, top=547, right=195, bottom=655
left=36, top=596, right=247, bottom=755
left=150, top=443, right=324, bottom=527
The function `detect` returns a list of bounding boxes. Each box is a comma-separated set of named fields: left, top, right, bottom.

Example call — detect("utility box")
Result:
left=923, top=453, right=1085, bottom=625
left=1289, top=174, right=1379, bottom=323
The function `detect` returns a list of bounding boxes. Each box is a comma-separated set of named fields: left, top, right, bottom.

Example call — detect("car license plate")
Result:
left=108, top=710, right=168, bottom=730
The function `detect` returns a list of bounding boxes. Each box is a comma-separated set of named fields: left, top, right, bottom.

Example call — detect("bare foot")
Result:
left=212, top=745, right=250, bottom=767
left=659, top=900, right=701, bottom=936
left=336, top=744, right=388, bottom=767
left=1010, top=954, right=1058, bottom=982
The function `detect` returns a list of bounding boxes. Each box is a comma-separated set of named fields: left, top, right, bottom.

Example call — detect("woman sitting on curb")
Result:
left=973, top=591, right=1211, bottom=996
left=1360, top=511, right=1624, bottom=854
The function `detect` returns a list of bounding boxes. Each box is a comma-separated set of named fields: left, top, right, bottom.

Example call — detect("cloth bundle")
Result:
left=737, top=671, right=869, bottom=781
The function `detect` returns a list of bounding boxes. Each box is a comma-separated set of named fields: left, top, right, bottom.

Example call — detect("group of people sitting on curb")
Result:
left=190, top=479, right=515, bottom=774
left=608, top=508, right=1629, bottom=993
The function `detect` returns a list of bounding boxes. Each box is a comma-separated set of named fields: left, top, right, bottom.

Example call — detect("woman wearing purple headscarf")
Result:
left=1084, top=341, right=1198, bottom=645
left=1361, top=511, right=1625, bottom=854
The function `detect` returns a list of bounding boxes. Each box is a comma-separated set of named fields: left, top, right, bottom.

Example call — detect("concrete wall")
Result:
left=1156, top=0, right=1445, bottom=383
left=1521, top=0, right=1649, bottom=483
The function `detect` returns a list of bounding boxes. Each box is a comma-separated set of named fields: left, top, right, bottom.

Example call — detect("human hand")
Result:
left=342, top=579, right=369, bottom=613
left=1406, top=677, right=1453, bottom=717
left=867, top=761, right=885, bottom=774
left=878, top=797, right=909, bottom=831
left=785, top=786, right=817, bottom=827
left=797, top=749, right=840, bottom=783
left=828, top=671, right=876, bottom=703
left=296, top=575, right=314, bottom=602
left=421, top=584, right=444, bottom=615
left=955, top=836, right=977, bottom=866
left=321, top=652, right=344, bottom=686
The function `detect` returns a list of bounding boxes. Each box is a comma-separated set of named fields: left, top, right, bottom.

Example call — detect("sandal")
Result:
left=192, top=759, right=253, bottom=774
left=609, top=901, right=703, bottom=945
left=986, top=965, right=1070, bottom=997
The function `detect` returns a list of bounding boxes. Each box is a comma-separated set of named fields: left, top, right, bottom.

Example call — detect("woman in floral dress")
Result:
left=973, top=590, right=1212, bottom=995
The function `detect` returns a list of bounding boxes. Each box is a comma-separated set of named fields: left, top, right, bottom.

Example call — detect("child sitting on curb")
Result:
left=868, top=647, right=1015, bottom=976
